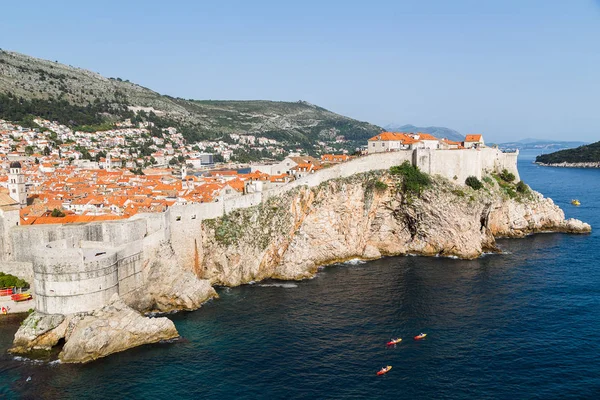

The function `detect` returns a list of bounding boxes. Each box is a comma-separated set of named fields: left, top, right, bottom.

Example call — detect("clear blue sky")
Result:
left=3, top=0, right=600, bottom=142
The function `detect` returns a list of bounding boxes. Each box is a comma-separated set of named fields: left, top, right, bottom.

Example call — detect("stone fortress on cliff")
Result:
left=0, top=147, right=520, bottom=316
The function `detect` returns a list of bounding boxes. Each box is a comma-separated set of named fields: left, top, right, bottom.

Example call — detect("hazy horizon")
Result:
left=3, top=0, right=600, bottom=143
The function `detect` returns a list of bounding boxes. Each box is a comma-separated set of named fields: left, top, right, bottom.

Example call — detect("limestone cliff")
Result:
left=8, top=166, right=591, bottom=364
left=10, top=295, right=178, bottom=363
left=196, top=170, right=590, bottom=286
left=126, top=243, right=218, bottom=313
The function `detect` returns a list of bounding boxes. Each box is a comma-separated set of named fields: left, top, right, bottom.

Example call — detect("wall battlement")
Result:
left=32, top=237, right=145, bottom=315
left=0, top=148, right=519, bottom=315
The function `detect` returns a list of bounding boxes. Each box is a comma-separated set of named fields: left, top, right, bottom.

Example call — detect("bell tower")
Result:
left=7, top=161, right=27, bottom=208
left=181, top=165, right=188, bottom=189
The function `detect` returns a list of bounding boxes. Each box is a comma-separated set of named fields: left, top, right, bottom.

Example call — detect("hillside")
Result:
left=0, top=50, right=381, bottom=150
left=536, top=141, right=600, bottom=165
left=384, top=124, right=464, bottom=142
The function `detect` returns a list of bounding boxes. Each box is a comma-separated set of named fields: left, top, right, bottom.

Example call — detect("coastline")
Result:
left=3, top=160, right=592, bottom=364
left=536, top=161, right=600, bottom=168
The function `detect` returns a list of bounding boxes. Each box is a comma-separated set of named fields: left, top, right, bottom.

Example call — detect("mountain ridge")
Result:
left=0, top=50, right=382, bottom=149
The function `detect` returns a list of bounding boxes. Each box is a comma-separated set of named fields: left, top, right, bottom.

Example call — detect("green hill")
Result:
left=0, top=50, right=381, bottom=149
left=535, top=141, right=600, bottom=164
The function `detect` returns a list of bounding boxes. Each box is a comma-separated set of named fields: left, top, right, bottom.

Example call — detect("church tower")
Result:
left=7, top=161, right=27, bottom=208
left=181, top=166, right=188, bottom=189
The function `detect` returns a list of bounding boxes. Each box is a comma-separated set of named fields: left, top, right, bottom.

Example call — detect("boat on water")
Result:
left=571, top=199, right=581, bottom=206
left=377, top=366, right=392, bottom=376
left=386, top=338, right=402, bottom=346
left=414, top=333, right=427, bottom=340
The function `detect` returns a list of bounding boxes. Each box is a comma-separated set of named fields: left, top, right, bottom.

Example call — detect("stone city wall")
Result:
left=32, top=237, right=144, bottom=315
left=0, top=148, right=520, bottom=315
left=414, top=148, right=520, bottom=184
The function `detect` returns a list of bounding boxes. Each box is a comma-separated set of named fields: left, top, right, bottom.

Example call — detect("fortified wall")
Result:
left=0, top=148, right=519, bottom=315
left=33, top=237, right=144, bottom=314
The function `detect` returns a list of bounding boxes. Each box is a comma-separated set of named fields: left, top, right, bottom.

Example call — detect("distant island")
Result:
left=496, top=138, right=588, bottom=151
left=536, top=141, right=600, bottom=168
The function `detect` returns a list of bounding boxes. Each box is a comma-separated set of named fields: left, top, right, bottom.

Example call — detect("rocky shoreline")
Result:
left=8, top=170, right=591, bottom=363
left=536, top=161, right=600, bottom=168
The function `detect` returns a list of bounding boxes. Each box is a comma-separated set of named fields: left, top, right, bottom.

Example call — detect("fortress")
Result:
left=0, top=148, right=519, bottom=316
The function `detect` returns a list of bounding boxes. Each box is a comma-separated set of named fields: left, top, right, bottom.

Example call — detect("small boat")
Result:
left=386, top=338, right=402, bottom=346
left=571, top=199, right=581, bottom=206
left=11, top=293, right=32, bottom=302
left=377, top=366, right=392, bottom=376
left=414, top=333, right=427, bottom=340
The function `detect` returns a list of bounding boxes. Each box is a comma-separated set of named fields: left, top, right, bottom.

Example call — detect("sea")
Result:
left=1, top=150, right=599, bottom=399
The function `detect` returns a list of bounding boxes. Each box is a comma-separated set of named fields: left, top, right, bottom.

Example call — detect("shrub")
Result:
left=516, top=181, right=529, bottom=194
left=482, top=176, right=493, bottom=185
left=499, top=169, right=516, bottom=183
left=51, top=208, right=65, bottom=217
left=452, top=189, right=466, bottom=197
left=390, top=161, right=431, bottom=196
left=0, top=272, right=29, bottom=288
left=373, top=180, right=388, bottom=192
left=465, top=176, right=483, bottom=190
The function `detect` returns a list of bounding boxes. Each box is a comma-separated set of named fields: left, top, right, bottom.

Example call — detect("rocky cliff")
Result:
left=196, top=170, right=590, bottom=286
left=9, top=166, right=590, bottom=363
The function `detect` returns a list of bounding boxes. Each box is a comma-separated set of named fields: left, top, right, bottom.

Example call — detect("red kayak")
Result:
left=377, top=366, right=392, bottom=376
left=414, top=333, right=427, bottom=340
left=386, top=338, right=402, bottom=346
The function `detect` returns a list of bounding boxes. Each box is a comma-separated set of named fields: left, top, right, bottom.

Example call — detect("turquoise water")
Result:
left=1, top=150, right=599, bottom=399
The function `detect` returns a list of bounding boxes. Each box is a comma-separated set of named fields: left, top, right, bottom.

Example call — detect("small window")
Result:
left=192, top=215, right=196, bottom=220
left=176, top=216, right=181, bottom=221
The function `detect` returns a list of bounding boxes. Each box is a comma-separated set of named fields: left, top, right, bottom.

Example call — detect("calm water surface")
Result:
left=1, top=150, right=599, bottom=399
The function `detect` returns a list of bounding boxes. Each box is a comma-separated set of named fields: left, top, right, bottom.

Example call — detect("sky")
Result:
left=2, top=0, right=600, bottom=142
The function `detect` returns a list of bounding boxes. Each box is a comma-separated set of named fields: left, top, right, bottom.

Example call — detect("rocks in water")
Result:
left=488, top=191, right=590, bottom=237
left=59, top=295, right=178, bottom=364
left=560, top=218, right=592, bottom=233
left=10, top=295, right=179, bottom=364
left=10, top=313, right=67, bottom=354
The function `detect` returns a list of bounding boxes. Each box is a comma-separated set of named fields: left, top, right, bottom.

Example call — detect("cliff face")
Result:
left=196, top=171, right=590, bottom=286
left=9, top=168, right=591, bottom=363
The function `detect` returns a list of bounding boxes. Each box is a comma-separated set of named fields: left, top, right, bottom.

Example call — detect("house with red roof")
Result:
left=464, top=134, right=485, bottom=149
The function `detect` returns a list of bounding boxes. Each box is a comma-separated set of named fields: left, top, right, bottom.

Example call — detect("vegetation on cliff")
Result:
left=535, top=141, right=600, bottom=164
left=390, top=161, right=431, bottom=196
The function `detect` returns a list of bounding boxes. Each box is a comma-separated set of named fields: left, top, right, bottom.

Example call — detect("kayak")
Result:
left=414, top=333, right=427, bottom=340
left=11, top=293, right=32, bottom=302
left=377, top=366, right=392, bottom=376
left=386, top=338, right=402, bottom=346
left=571, top=199, right=581, bottom=206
